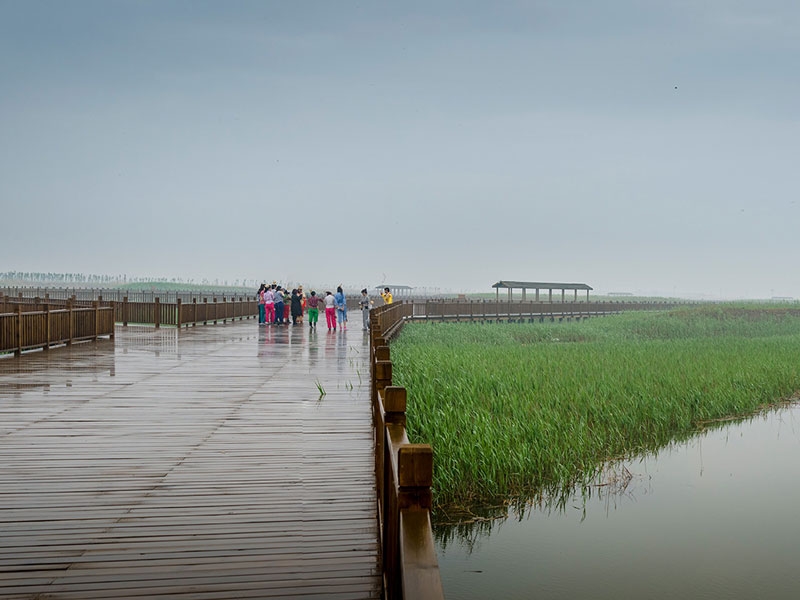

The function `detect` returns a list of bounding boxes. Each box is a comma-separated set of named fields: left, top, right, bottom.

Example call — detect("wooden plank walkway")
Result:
left=0, top=321, right=381, bottom=599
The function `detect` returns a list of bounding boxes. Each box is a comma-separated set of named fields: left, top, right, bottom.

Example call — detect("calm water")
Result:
left=436, top=404, right=800, bottom=599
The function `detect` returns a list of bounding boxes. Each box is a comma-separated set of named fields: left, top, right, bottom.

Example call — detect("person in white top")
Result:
left=324, top=291, right=337, bottom=331
left=264, top=286, right=275, bottom=324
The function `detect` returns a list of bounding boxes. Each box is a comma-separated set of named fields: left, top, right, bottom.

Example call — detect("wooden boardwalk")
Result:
left=0, top=321, right=381, bottom=599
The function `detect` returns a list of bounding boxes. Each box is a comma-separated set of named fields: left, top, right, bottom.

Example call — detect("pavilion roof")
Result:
left=491, top=281, right=593, bottom=291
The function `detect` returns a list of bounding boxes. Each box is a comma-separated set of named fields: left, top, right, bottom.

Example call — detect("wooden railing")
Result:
left=0, top=292, right=258, bottom=329
left=372, top=298, right=689, bottom=330
left=1, top=286, right=254, bottom=303
left=0, top=301, right=115, bottom=356
left=369, top=307, right=444, bottom=600
left=117, top=297, right=258, bottom=328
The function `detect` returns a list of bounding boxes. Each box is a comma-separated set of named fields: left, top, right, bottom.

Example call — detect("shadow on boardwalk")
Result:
left=0, top=321, right=381, bottom=599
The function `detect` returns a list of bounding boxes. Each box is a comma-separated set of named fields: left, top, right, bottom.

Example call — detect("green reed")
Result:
left=390, top=306, right=800, bottom=509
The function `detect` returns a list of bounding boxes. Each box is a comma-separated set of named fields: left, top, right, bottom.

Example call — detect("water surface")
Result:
left=436, top=404, right=800, bottom=599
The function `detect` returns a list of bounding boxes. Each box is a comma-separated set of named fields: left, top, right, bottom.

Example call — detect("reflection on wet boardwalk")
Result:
left=0, top=322, right=380, bottom=599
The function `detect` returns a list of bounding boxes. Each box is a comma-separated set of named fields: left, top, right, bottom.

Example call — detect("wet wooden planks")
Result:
left=0, top=323, right=381, bottom=599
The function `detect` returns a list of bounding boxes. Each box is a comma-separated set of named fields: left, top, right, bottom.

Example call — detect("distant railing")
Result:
left=0, top=300, right=115, bottom=356
left=1, top=291, right=258, bottom=329
left=371, top=298, right=688, bottom=332
left=117, top=297, right=258, bottom=328
left=1, top=286, right=254, bottom=303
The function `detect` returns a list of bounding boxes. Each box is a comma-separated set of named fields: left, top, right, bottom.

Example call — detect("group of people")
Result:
left=257, top=284, right=393, bottom=332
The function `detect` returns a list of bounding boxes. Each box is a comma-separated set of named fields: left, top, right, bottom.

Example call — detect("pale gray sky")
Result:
left=2, top=1, right=798, bottom=298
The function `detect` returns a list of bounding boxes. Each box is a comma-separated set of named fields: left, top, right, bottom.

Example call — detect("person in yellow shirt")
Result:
left=380, top=287, right=393, bottom=305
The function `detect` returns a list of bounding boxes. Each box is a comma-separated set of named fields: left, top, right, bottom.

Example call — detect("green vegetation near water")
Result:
left=390, top=306, right=800, bottom=509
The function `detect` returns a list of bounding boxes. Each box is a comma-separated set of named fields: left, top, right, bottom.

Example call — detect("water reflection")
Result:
left=116, top=325, right=179, bottom=357
left=436, top=403, right=800, bottom=600
left=0, top=340, right=116, bottom=396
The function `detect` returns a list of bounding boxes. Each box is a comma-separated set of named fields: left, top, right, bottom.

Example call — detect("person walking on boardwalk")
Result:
left=264, top=284, right=276, bottom=325
left=324, top=290, right=337, bottom=331
left=290, top=289, right=303, bottom=325
left=283, top=288, right=292, bottom=323
left=334, top=285, right=347, bottom=330
left=273, top=285, right=285, bottom=324
left=358, top=288, right=373, bottom=331
left=306, top=291, right=321, bottom=330
left=297, top=285, right=306, bottom=324
left=380, top=287, right=393, bottom=304
left=257, top=283, right=267, bottom=325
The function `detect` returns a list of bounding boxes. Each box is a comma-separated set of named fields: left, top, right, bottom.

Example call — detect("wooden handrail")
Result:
left=369, top=309, right=445, bottom=600
left=0, top=304, right=115, bottom=356
left=115, top=299, right=258, bottom=328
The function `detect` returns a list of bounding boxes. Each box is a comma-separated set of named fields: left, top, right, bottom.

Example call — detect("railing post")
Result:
left=213, top=297, right=218, bottom=324
left=15, top=303, right=22, bottom=356
left=193, top=298, right=197, bottom=327
left=44, top=303, right=51, bottom=350
left=177, top=298, right=183, bottom=329
left=398, top=445, right=433, bottom=508
left=382, top=387, right=407, bottom=509
left=154, top=297, right=161, bottom=329
left=203, top=298, right=208, bottom=325
left=66, top=299, right=73, bottom=346
left=397, top=444, right=444, bottom=599
left=123, top=296, right=129, bottom=327
left=93, top=300, right=99, bottom=340
left=375, top=351, right=392, bottom=401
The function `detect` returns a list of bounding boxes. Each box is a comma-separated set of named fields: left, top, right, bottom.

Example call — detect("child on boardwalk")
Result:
left=324, top=291, right=337, bottom=331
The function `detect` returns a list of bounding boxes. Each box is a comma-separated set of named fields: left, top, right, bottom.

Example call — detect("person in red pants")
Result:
left=324, top=291, right=337, bottom=331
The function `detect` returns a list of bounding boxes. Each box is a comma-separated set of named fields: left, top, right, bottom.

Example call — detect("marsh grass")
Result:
left=391, top=306, right=800, bottom=511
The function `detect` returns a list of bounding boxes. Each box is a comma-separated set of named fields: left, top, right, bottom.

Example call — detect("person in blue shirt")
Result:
left=334, top=285, right=347, bottom=331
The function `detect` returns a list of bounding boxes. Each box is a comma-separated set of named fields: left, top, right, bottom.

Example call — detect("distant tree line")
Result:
left=0, top=272, right=260, bottom=288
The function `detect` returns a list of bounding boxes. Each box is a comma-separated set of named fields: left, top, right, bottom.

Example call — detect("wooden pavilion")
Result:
left=492, top=280, right=593, bottom=303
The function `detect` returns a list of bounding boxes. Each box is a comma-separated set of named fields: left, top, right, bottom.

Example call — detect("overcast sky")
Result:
left=2, top=1, right=798, bottom=297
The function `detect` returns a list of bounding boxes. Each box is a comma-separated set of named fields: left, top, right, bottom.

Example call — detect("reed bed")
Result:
left=390, top=306, right=800, bottom=510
